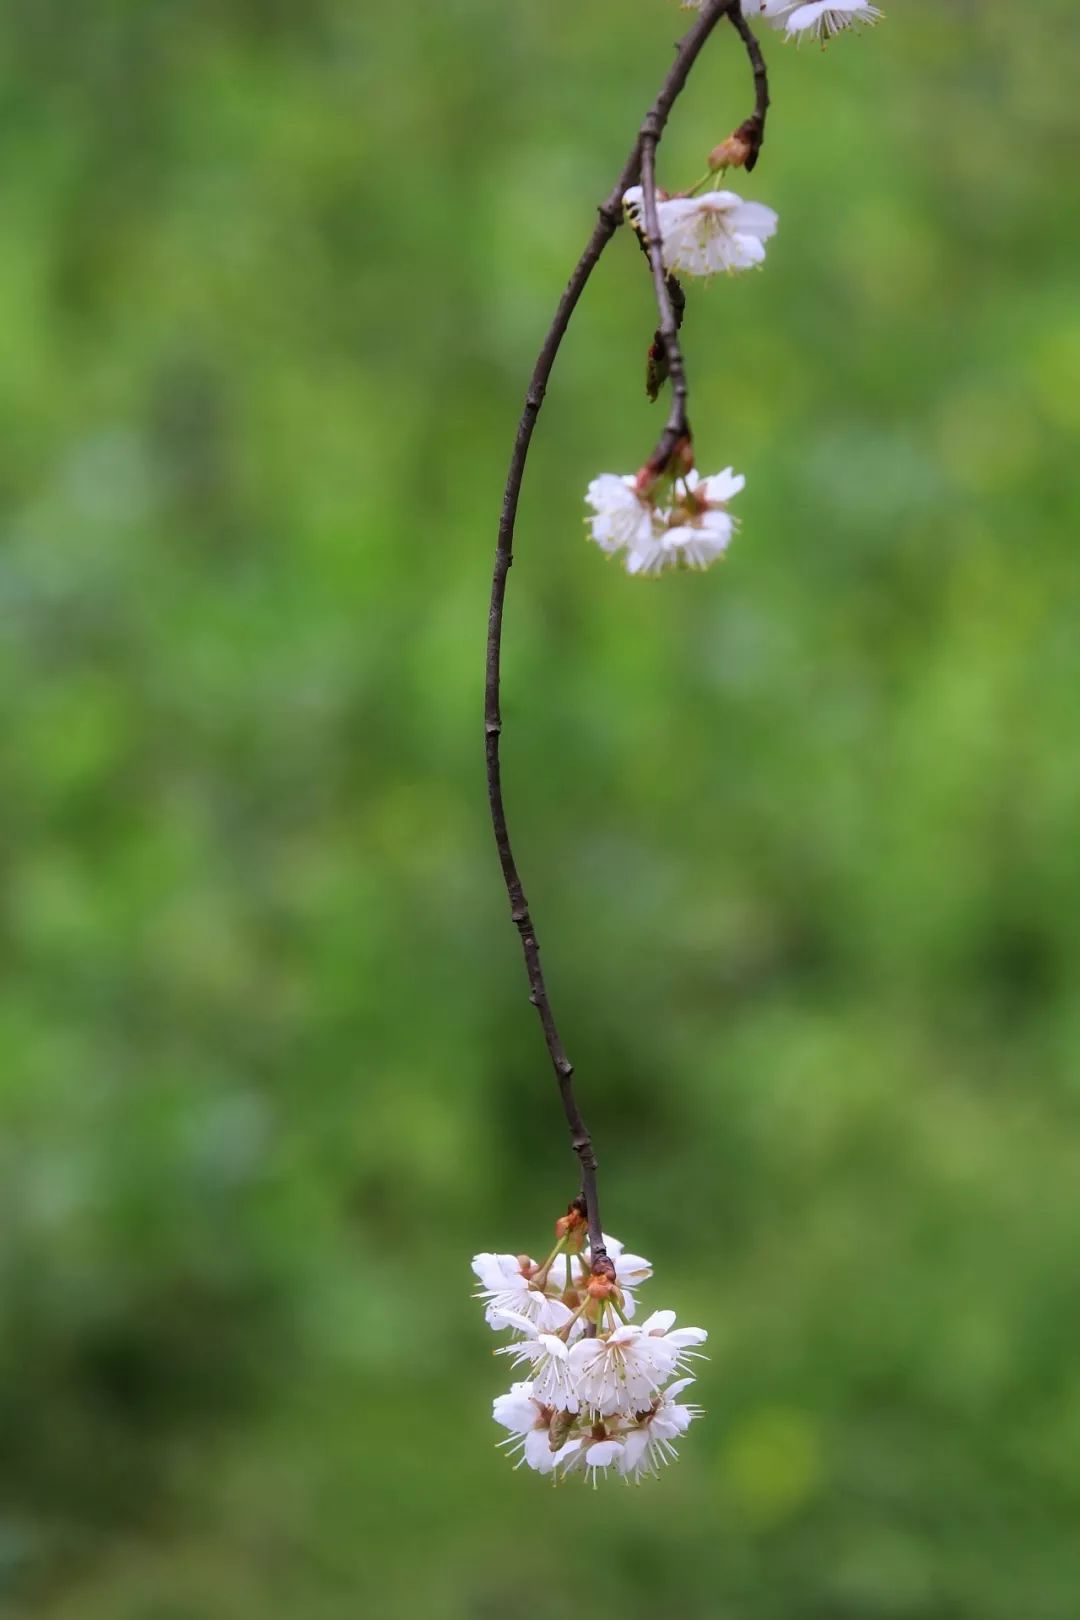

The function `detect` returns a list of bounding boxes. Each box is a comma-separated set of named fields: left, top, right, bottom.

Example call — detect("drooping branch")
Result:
left=483, top=0, right=754, bottom=1263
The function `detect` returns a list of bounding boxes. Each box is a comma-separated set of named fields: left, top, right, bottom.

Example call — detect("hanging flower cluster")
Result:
left=480, top=0, right=894, bottom=1489
left=474, top=1208, right=707, bottom=1483
left=586, top=465, right=744, bottom=577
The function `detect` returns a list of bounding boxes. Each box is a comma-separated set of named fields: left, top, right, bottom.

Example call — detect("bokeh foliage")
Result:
left=2, top=1, right=1079, bottom=1615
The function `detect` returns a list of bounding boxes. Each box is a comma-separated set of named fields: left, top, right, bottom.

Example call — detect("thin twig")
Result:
left=639, top=4, right=771, bottom=478
left=638, top=133, right=692, bottom=477
left=484, top=0, right=735, bottom=1264
left=726, top=4, right=771, bottom=171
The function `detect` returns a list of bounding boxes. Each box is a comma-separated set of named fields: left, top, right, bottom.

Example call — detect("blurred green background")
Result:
left=2, top=1, right=1079, bottom=1616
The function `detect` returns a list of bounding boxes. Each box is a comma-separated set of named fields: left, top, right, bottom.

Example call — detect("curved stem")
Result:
left=483, top=0, right=734, bottom=1260
left=639, top=133, right=692, bottom=476
left=726, top=5, right=771, bottom=170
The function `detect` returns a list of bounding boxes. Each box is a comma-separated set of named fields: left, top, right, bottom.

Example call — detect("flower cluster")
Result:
left=586, top=465, right=744, bottom=576
left=687, top=0, right=883, bottom=41
left=474, top=1212, right=706, bottom=1483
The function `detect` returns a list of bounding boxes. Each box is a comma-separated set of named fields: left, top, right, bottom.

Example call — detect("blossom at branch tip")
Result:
left=683, top=0, right=883, bottom=37
left=587, top=466, right=744, bottom=579
left=759, top=0, right=882, bottom=38
left=584, top=475, right=663, bottom=556
left=568, top=1322, right=671, bottom=1416
left=623, top=187, right=778, bottom=278
left=492, top=1312, right=583, bottom=1411
left=617, top=1377, right=703, bottom=1480
left=472, top=1251, right=579, bottom=1335
left=563, top=1310, right=707, bottom=1418
left=491, top=1380, right=567, bottom=1474
left=477, top=1233, right=708, bottom=1480
left=634, top=466, right=744, bottom=577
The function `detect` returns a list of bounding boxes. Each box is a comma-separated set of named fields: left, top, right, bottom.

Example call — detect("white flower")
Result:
left=585, top=476, right=660, bottom=568
left=760, top=0, right=882, bottom=37
left=584, top=468, right=745, bottom=577
left=627, top=509, right=733, bottom=577
left=655, top=516, right=734, bottom=574
left=686, top=467, right=745, bottom=507
left=492, top=1380, right=565, bottom=1474
left=472, top=1251, right=534, bottom=1320
left=686, top=0, right=881, bottom=28
left=568, top=1323, right=671, bottom=1416
left=637, top=1308, right=709, bottom=1380
left=627, top=467, right=744, bottom=577
left=616, top=1377, right=703, bottom=1480
left=493, top=1312, right=582, bottom=1411
left=585, top=475, right=661, bottom=556
left=471, top=1252, right=575, bottom=1335
left=624, top=187, right=777, bottom=278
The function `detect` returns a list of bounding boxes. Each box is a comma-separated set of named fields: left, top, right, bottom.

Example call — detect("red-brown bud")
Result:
left=708, top=133, right=752, bottom=172
left=709, top=116, right=764, bottom=175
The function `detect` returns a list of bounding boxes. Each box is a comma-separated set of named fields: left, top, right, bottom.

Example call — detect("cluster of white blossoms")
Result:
left=474, top=1208, right=707, bottom=1483
left=586, top=465, right=744, bottom=576
left=686, top=0, right=883, bottom=41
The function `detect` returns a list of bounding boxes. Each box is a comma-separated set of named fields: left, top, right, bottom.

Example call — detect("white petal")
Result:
left=617, top=1427, right=652, bottom=1475
left=584, top=1440, right=623, bottom=1470
left=613, top=1251, right=653, bottom=1286
left=727, top=202, right=779, bottom=241
left=492, top=1384, right=540, bottom=1435
left=699, top=468, right=746, bottom=504
left=471, top=1252, right=523, bottom=1290
left=523, top=1429, right=559, bottom=1473
left=664, top=1327, right=709, bottom=1350
left=489, top=1308, right=538, bottom=1338
left=640, top=1309, right=677, bottom=1336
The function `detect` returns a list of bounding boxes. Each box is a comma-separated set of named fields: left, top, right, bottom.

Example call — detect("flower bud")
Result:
left=709, top=133, right=752, bottom=172
left=709, top=116, right=763, bottom=175
left=555, top=1201, right=587, bottom=1242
